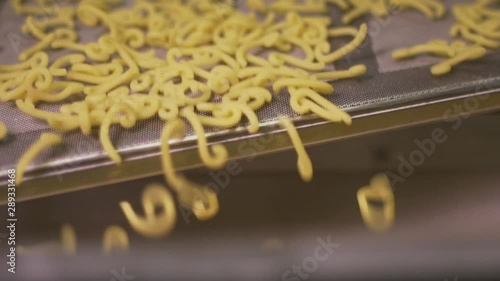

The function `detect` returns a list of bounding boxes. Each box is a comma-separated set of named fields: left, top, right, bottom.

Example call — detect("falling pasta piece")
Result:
left=279, top=117, right=313, bottom=182
left=160, top=119, right=220, bottom=221
left=61, top=224, right=78, bottom=256
left=357, top=173, right=395, bottom=232
left=119, top=183, right=177, bottom=238
left=181, top=107, right=228, bottom=170
left=102, top=225, right=129, bottom=255
left=16, top=132, right=62, bottom=185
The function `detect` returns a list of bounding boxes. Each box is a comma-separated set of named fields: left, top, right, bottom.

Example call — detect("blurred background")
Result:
left=2, top=112, right=500, bottom=281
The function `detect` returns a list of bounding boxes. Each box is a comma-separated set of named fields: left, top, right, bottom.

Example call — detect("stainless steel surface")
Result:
left=1, top=0, right=500, bottom=201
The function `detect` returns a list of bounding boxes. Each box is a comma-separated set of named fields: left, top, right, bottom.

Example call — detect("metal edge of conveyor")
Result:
left=1, top=88, right=500, bottom=204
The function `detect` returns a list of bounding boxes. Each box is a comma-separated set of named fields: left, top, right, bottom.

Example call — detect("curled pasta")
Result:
left=17, top=132, right=62, bottom=185
left=289, top=87, right=352, bottom=125
left=181, top=107, right=228, bottom=170
left=357, top=173, right=395, bottom=232
left=100, top=103, right=137, bottom=164
left=315, top=23, right=367, bottom=63
left=119, top=184, right=177, bottom=238
left=160, top=119, right=219, bottom=220
left=102, top=225, right=129, bottom=255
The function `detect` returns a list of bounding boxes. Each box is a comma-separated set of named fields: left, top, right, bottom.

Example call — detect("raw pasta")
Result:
left=279, top=116, right=313, bottom=182
left=1, top=0, right=371, bottom=225
left=451, top=0, right=500, bottom=48
left=119, top=183, right=177, bottom=238
left=102, top=225, right=130, bottom=255
left=392, top=0, right=496, bottom=75
left=325, top=0, right=445, bottom=24
left=16, top=132, right=62, bottom=185
left=357, top=173, right=395, bottom=232
left=393, top=40, right=487, bottom=76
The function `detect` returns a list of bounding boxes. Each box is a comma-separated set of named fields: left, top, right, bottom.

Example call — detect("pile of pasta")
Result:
left=393, top=0, right=498, bottom=76
left=451, top=0, right=500, bottom=49
left=0, top=0, right=369, bottom=220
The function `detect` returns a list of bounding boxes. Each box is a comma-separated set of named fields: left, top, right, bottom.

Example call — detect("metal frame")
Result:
left=2, top=88, right=499, bottom=204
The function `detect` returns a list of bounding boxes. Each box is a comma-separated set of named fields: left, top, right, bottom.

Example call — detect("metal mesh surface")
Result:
left=1, top=0, right=500, bottom=176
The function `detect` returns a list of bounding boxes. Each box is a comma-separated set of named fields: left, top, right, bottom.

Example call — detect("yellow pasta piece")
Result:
left=22, top=16, right=46, bottom=40
left=25, top=67, right=53, bottom=94
left=61, top=224, right=78, bottom=256
left=15, top=99, right=77, bottom=126
left=77, top=4, right=119, bottom=38
left=392, top=40, right=455, bottom=60
left=453, top=4, right=500, bottom=40
left=236, top=32, right=280, bottom=67
left=0, top=52, right=49, bottom=72
left=315, top=23, right=367, bottom=63
left=451, top=23, right=500, bottom=49
left=160, top=119, right=220, bottom=220
left=394, top=39, right=487, bottom=76
left=269, top=52, right=326, bottom=71
left=390, top=0, right=446, bottom=19
left=357, top=173, right=395, bottom=232
left=289, top=87, right=352, bottom=124
left=312, top=64, right=367, bottom=80
left=99, top=103, right=137, bottom=164
left=18, top=33, right=55, bottom=61
left=89, top=44, right=139, bottom=95
left=16, top=132, right=62, bottom=185
left=431, top=45, right=486, bottom=76
left=279, top=116, right=313, bottom=182
left=120, top=184, right=177, bottom=238
left=26, top=82, right=84, bottom=103
left=160, top=119, right=188, bottom=190
left=270, top=0, right=326, bottom=13
left=2, top=73, right=38, bottom=101
left=207, top=65, right=239, bottom=94
left=273, top=78, right=334, bottom=95
left=102, top=225, right=129, bottom=255
left=49, top=54, right=86, bottom=73
left=340, top=0, right=445, bottom=24
left=341, top=0, right=387, bottom=24
left=181, top=107, right=228, bottom=170
left=328, top=26, right=359, bottom=37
